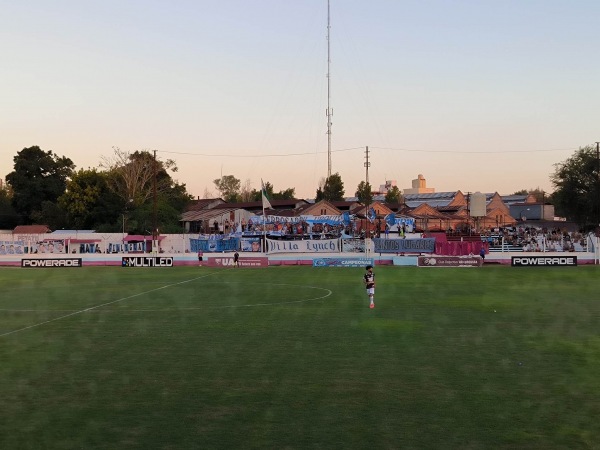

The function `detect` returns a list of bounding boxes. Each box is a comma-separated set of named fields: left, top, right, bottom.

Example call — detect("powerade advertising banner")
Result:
left=122, top=257, right=174, bottom=267
left=373, top=238, right=436, bottom=253
left=313, top=258, right=374, bottom=268
left=21, top=258, right=82, bottom=268
left=190, top=238, right=239, bottom=253
left=511, top=256, right=577, bottom=267
left=266, top=238, right=340, bottom=254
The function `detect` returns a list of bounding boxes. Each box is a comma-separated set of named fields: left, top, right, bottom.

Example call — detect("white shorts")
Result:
left=366, top=287, right=375, bottom=295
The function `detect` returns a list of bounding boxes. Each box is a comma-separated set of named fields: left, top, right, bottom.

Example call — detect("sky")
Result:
left=1, top=1, right=599, bottom=200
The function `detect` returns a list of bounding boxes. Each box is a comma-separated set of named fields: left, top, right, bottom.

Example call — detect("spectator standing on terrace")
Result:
left=363, top=265, right=376, bottom=309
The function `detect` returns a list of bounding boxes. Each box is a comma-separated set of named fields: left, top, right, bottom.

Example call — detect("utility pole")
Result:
left=153, top=150, right=158, bottom=254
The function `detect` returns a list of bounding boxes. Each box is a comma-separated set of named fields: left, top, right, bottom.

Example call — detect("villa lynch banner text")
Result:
left=266, top=238, right=340, bottom=254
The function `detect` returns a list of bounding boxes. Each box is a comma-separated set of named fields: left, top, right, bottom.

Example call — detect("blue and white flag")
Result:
left=368, top=207, right=376, bottom=223
left=342, top=211, right=351, bottom=226
left=261, top=179, right=272, bottom=210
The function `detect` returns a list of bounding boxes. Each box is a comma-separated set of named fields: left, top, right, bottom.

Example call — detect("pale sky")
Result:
left=1, top=1, right=599, bottom=199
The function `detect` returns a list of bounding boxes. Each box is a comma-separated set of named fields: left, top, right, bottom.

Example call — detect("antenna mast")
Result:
left=326, top=0, right=333, bottom=178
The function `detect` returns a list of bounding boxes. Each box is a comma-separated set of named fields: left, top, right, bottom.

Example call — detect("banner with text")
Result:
left=266, top=238, right=340, bottom=254
left=207, top=256, right=268, bottom=268
left=250, top=214, right=345, bottom=225
left=373, top=238, right=436, bottom=253
left=313, top=257, right=374, bottom=268
left=0, top=240, right=25, bottom=255
left=418, top=256, right=482, bottom=267
left=190, top=238, right=240, bottom=253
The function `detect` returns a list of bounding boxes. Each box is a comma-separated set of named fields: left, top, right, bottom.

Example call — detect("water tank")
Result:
left=470, top=192, right=487, bottom=217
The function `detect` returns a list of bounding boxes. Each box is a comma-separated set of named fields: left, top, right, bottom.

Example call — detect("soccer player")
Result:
left=364, top=265, right=375, bottom=309
left=233, top=251, right=240, bottom=267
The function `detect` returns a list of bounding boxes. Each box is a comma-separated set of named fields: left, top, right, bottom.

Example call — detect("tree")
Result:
left=315, top=187, right=324, bottom=202
left=249, top=182, right=295, bottom=201
left=322, top=173, right=345, bottom=201
left=240, top=179, right=253, bottom=202
left=551, top=145, right=600, bottom=229
left=355, top=181, right=373, bottom=205
left=99, top=148, right=192, bottom=233
left=213, top=175, right=241, bottom=202
left=275, top=187, right=296, bottom=200
left=5, top=146, right=74, bottom=224
left=512, top=187, right=546, bottom=203
left=202, top=187, right=213, bottom=199
left=0, top=184, right=20, bottom=228
left=58, top=169, right=123, bottom=230
left=385, top=185, right=402, bottom=204
left=101, top=147, right=177, bottom=207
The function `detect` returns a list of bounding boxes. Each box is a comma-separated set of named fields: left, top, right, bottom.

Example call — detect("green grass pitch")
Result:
left=1, top=265, right=599, bottom=449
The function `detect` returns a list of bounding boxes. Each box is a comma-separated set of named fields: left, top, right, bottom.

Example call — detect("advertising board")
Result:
left=511, top=256, right=577, bottom=267
left=417, top=256, right=482, bottom=267
left=207, top=256, right=269, bottom=268
left=21, top=258, right=83, bottom=268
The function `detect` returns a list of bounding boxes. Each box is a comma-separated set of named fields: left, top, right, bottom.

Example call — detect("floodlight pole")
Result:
left=364, top=146, right=371, bottom=258
left=326, top=0, right=332, bottom=178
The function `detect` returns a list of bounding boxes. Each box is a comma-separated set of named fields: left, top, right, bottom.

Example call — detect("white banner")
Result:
left=266, top=238, right=340, bottom=254
left=250, top=214, right=344, bottom=225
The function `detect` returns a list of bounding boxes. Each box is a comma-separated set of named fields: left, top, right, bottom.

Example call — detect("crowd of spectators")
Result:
left=482, top=226, right=588, bottom=252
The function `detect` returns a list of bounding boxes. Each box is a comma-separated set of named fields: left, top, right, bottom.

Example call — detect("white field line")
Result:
left=0, top=270, right=228, bottom=338
left=0, top=284, right=333, bottom=312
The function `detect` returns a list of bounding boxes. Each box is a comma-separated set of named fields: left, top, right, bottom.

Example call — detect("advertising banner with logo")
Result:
left=418, top=256, right=482, bottom=267
left=511, top=256, right=577, bottom=267
left=207, top=256, right=268, bottom=268
left=121, top=257, right=174, bottom=267
left=313, top=257, right=374, bottom=268
left=21, top=258, right=83, bottom=268
left=266, top=238, right=340, bottom=254
left=190, top=238, right=239, bottom=253
left=374, top=238, right=436, bottom=253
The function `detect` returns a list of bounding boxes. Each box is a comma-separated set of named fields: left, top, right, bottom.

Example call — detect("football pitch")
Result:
left=0, top=265, right=599, bottom=449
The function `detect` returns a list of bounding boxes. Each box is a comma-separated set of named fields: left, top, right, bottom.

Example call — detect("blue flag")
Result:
left=368, top=207, right=376, bottom=223
left=342, top=211, right=351, bottom=226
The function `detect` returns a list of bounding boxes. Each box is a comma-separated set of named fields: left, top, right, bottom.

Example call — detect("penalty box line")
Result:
left=0, top=269, right=228, bottom=339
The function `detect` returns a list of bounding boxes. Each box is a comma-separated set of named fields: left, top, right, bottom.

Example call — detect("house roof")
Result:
left=403, top=192, right=460, bottom=208
left=13, top=225, right=51, bottom=234
left=185, top=198, right=224, bottom=212
left=497, top=194, right=529, bottom=205
left=181, top=207, right=239, bottom=222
